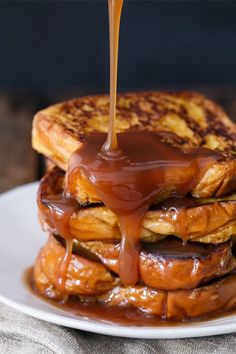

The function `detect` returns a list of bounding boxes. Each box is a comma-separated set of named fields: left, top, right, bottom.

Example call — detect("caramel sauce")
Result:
left=103, top=0, right=123, bottom=151
left=42, top=195, right=78, bottom=291
left=65, top=132, right=220, bottom=285
left=42, top=195, right=78, bottom=239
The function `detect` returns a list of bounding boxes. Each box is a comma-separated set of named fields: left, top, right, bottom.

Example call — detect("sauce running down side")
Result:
left=66, top=132, right=221, bottom=285
left=42, top=131, right=221, bottom=287
left=42, top=195, right=78, bottom=291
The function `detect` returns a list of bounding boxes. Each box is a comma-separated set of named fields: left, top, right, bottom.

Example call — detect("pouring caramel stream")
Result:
left=103, top=0, right=123, bottom=151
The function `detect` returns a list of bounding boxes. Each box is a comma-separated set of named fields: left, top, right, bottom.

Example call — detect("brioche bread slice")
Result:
left=32, top=92, right=236, bottom=200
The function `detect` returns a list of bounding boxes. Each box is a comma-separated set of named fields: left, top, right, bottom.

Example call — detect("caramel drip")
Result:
left=42, top=195, right=78, bottom=238
left=103, top=0, right=123, bottom=151
left=119, top=215, right=141, bottom=284
left=159, top=196, right=202, bottom=243
left=42, top=195, right=78, bottom=291
left=166, top=207, right=188, bottom=242
left=57, top=238, right=73, bottom=293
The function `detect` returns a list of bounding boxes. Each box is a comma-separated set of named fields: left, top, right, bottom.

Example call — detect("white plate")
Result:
left=0, top=183, right=236, bottom=339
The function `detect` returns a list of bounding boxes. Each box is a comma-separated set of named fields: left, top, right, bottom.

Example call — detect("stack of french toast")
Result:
left=32, top=91, right=236, bottom=320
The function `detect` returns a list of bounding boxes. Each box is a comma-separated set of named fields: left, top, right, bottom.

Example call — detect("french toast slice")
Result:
left=38, top=168, right=236, bottom=244
left=32, top=92, right=236, bottom=200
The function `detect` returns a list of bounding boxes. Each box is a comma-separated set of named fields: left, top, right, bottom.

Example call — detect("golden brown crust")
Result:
left=32, top=91, right=236, bottom=199
left=38, top=168, right=236, bottom=244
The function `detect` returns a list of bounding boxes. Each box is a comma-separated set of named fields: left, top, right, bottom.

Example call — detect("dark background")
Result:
left=2, top=0, right=236, bottom=192
left=0, top=0, right=236, bottom=91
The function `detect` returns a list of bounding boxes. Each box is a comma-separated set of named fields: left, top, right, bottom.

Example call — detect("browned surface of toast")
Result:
left=32, top=91, right=236, bottom=199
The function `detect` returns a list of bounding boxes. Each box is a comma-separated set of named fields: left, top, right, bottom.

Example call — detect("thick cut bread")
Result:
left=38, top=168, right=236, bottom=244
left=32, top=92, right=236, bottom=200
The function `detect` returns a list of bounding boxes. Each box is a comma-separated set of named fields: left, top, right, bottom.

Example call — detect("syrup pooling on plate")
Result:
left=65, top=131, right=221, bottom=285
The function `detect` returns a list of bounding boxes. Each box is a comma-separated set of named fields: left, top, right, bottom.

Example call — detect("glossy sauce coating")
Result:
left=65, top=132, right=220, bottom=285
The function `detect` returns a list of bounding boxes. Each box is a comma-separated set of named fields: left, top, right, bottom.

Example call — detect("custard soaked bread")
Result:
left=32, top=92, right=236, bottom=202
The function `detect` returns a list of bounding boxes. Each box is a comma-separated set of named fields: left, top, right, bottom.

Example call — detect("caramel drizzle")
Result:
left=57, top=238, right=73, bottom=294
left=103, top=0, right=123, bottom=151
left=65, top=132, right=220, bottom=285
left=42, top=194, right=78, bottom=292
